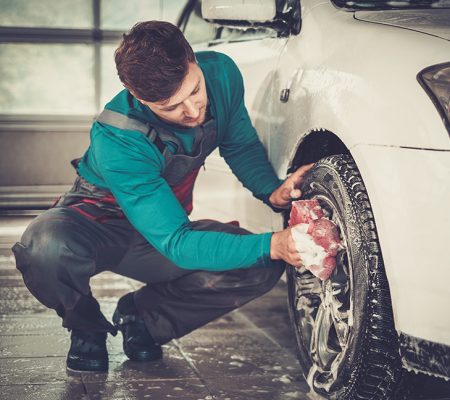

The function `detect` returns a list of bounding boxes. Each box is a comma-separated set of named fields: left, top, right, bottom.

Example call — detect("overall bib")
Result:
left=12, top=110, right=285, bottom=344
left=57, top=108, right=218, bottom=218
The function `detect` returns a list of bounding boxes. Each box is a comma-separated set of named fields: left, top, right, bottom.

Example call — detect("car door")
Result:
left=180, top=0, right=288, bottom=232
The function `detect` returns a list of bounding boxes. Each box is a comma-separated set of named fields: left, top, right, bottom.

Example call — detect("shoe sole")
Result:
left=124, top=347, right=163, bottom=362
left=66, top=365, right=108, bottom=374
left=66, top=357, right=108, bottom=373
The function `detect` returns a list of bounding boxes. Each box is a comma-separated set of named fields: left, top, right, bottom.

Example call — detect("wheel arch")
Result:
left=284, top=128, right=400, bottom=330
left=286, top=128, right=351, bottom=174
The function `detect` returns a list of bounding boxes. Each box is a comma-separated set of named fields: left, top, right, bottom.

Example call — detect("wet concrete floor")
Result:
left=0, top=217, right=449, bottom=400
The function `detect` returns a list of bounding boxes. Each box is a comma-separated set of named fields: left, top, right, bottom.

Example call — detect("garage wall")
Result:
left=0, top=0, right=187, bottom=212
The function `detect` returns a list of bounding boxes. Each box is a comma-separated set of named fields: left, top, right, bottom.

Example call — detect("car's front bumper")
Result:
left=351, top=144, right=450, bottom=347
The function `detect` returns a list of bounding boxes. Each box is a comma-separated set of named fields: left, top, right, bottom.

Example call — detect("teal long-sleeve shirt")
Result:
left=77, top=51, right=283, bottom=271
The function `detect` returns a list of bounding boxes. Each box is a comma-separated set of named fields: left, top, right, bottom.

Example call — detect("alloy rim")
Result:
left=292, top=195, right=354, bottom=393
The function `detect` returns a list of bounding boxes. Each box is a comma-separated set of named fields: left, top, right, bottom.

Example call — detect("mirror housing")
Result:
left=201, top=0, right=301, bottom=37
left=202, top=0, right=277, bottom=22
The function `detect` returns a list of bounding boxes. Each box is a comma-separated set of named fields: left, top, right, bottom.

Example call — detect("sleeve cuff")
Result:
left=258, top=178, right=284, bottom=213
left=260, top=232, right=274, bottom=268
left=261, top=196, right=286, bottom=214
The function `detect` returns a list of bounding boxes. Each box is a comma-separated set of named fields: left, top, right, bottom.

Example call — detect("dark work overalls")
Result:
left=12, top=109, right=285, bottom=345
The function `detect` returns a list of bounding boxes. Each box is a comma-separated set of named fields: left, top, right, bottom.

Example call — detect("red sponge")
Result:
left=289, top=200, right=342, bottom=280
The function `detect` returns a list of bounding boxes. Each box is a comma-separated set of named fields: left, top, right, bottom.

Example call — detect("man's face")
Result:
left=138, top=62, right=208, bottom=128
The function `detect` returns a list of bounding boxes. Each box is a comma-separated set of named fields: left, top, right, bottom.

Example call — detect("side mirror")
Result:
left=202, top=0, right=277, bottom=22
left=201, top=0, right=301, bottom=37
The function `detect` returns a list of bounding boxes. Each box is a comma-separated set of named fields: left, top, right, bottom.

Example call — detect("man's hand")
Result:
left=269, top=163, right=314, bottom=209
left=270, top=228, right=302, bottom=268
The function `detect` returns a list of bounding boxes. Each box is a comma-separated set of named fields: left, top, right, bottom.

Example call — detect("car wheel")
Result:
left=286, top=154, right=403, bottom=399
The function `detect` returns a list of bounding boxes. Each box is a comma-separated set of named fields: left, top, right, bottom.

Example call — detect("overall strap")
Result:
left=96, top=109, right=166, bottom=153
left=96, top=108, right=213, bottom=157
left=155, top=114, right=213, bottom=155
left=155, top=125, right=194, bottom=155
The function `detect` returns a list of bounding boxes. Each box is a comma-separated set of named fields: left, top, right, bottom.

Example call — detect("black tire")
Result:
left=286, top=154, right=403, bottom=399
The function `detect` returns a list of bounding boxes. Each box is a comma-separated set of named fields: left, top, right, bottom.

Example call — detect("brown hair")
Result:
left=115, top=21, right=195, bottom=103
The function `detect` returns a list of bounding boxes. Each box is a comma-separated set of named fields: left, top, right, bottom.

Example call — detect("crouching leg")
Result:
left=11, top=207, right=115, bottom=333
left=132, top=219, right=286, bottom=345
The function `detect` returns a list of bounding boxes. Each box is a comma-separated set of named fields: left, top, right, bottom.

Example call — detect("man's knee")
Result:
left=13, top=209, right=92, bottom=277
left=12, top=209, right=96, bottom=309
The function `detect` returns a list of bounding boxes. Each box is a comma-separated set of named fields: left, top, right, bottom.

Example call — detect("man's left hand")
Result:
left=269, top=163, right=314, bottom=209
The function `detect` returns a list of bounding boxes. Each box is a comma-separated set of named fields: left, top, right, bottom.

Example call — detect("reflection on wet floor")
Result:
left=0, top=219, right=449, bottom=400
left=0, top=247, right=313, bottom=400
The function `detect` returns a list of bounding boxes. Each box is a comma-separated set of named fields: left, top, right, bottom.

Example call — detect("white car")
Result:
left=180, top=0, right=450, bottom=399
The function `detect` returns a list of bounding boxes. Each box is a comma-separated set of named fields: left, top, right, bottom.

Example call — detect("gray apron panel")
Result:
left=96, top=109, right=217, bottom=186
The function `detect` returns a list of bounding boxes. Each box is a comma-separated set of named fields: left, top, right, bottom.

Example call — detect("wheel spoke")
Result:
left=310, top=302, right=325, bottom=356
left=328, top=275, right=350, bottom=347
left=328, top=249, right=351, bottom=348
left=312, top=302, right=341, bottom=369
left=331, top=313, right=348, bottom=348
left=295, top=271, right=322, bottom=297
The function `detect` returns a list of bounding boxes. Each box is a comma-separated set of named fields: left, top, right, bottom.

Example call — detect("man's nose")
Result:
left=183, top=99, right=199, bottom=119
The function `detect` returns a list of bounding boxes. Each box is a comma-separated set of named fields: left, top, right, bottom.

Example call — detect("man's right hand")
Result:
left=270, top=228, right=302, bottom=267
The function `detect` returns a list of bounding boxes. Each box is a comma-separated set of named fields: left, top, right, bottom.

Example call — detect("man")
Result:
left=12, top=21, right=312, bottom=372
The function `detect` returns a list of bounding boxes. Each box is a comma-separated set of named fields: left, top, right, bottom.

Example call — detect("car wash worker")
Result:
left=12, top=21, right=313, bottom=373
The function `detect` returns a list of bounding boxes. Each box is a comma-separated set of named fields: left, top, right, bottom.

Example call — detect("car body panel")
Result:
left=270, top=3, right=450, bottom=171
left=351, top=144, right=450, bottom=346
left=190, top=0, right=450, bottom=352
left=355, top=9, right=450, bottom=41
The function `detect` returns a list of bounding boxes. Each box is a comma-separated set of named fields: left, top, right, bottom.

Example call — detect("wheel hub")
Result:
left=292, top=196, right=353, bottom=393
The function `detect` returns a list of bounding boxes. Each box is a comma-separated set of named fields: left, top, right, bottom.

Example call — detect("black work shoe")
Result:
left=66, top=330, right=108, bottom=372
left=112, top=307, right=163, bottom=362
